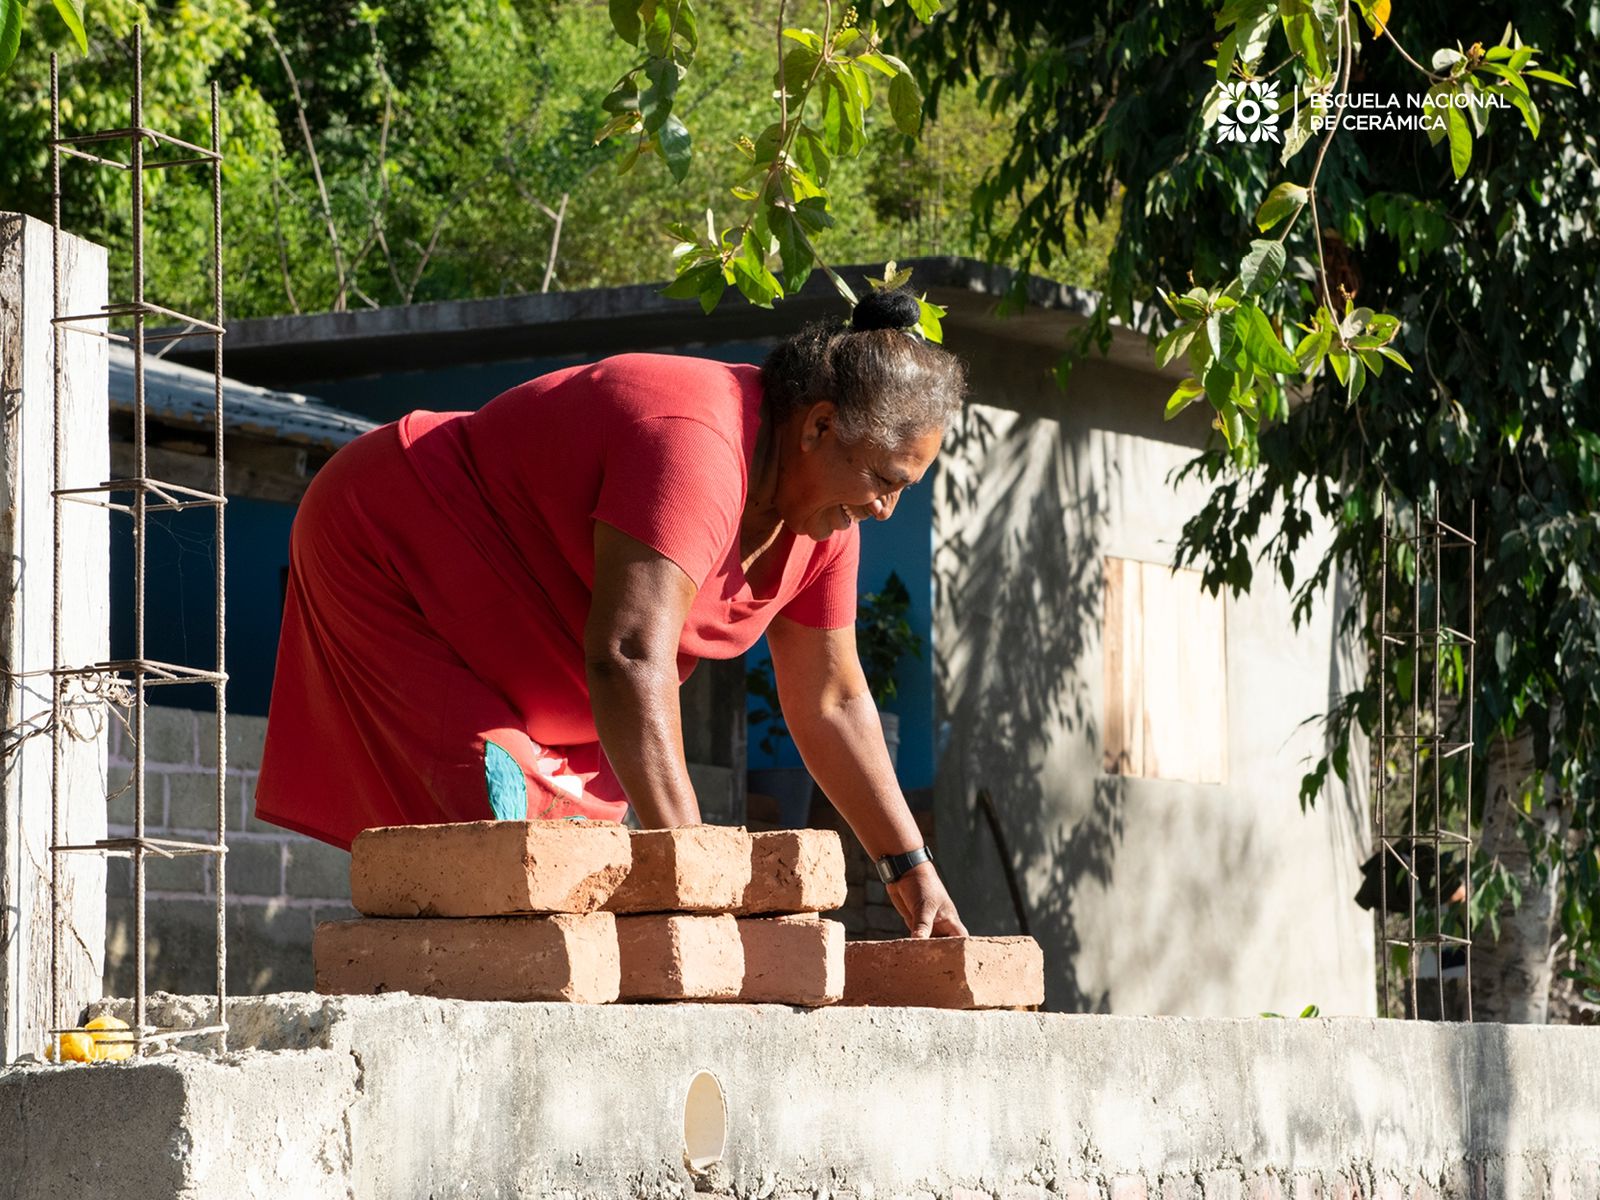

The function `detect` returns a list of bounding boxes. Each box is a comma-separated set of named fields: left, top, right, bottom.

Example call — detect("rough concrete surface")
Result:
left=4, top=993, right=1599, bottom=1200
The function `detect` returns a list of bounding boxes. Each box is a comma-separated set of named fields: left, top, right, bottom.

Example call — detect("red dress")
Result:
left=253, top=353, right=860, bottom=849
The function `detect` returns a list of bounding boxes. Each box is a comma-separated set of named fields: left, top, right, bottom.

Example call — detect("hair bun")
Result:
left=851, top=288, right=921, bottom=333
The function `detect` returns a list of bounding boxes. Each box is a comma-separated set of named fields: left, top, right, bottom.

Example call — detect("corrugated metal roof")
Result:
left=109, top=345, right=376, bottom=450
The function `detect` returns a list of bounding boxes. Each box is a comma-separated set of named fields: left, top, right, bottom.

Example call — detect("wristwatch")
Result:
left=875, top=845, right=934, bottom=885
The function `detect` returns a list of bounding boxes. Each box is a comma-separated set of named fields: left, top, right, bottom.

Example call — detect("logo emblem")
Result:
left=1216, top=80, right=1282, bottom=143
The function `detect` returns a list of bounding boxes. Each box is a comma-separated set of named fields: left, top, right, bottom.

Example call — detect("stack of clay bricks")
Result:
left=313, top=821, right=1043, bottom=1009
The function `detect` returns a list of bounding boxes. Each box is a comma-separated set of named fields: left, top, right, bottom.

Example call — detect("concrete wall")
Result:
left=933, top=333, right=1373, bottom=1017
left=0, top=215, right=110, bottom=1063
left=4, top=992, right=1599, bottom=1199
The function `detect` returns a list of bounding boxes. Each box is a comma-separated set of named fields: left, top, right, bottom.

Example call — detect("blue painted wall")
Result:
left=111, top=496, right=295, bottom=717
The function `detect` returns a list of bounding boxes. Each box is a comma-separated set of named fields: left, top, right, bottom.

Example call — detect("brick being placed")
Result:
left=841, top=936, right=1045, bottom=1009
left=603, top=826, right=752, bottom=914
left=314, top=911, right=620, bottom=1003
left=734, top=914, right=845, bottom=1006
left=738, top=829, right=847, bottom=915
left=350, top=820, right=631, bottom=917
left=615, top=913, right=743, bottom=1001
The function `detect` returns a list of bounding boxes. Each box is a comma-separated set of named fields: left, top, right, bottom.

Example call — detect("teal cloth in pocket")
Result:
left=484, top=741, right=528, bottom=821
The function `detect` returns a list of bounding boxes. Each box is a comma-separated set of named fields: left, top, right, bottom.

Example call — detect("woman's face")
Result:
left=776, top=401, right=943, bottom=541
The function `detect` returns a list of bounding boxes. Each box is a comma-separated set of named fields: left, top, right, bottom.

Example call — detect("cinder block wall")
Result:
left=104, top=706, right=356, bottom=996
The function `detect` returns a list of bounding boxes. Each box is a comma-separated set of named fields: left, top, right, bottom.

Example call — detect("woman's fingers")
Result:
left=887, top=864, right=967, bottom=938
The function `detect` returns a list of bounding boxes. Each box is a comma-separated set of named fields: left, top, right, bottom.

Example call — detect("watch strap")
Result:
left=875, top=845, right=934, bottom=885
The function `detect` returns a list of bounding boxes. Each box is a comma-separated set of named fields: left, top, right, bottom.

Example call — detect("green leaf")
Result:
left=1155, top=324, right=1197, bottom=369
left=663, top=260, right=721, bottom=300
left=601, top=83, right=641, bottom=115
left=1164, top=378, right=1204, bottom=419
left=52, top=0, right=86, bottom=54
left=1278, top=0, right=1326, bottom=77
left=916, top=297, right=946, bottom=343
left=1423, top=85, right=1451, bottom=146
left=1203, top=359, right=1235, bottom=409
left=889, top=69, right=924, bottom=136
left=730, top=232, right=783, bottom=307
left=792, top=126, right=832, bottom=184
left=658, top=114, right=692, bottom=182
left=1524, top=68, right=1574, bottom=86
left=0, top=0, right=22, bottom=76
left=1446, top=103, right=1472, bottom=178
left=1294, top=326, right=1331, bottom=374
left=791, top=195, right=833, bottom=232
left=640, top=58, right=681, bottom=134
left=595, top=112, right=642, bottom=145
left=1239, top=239, right=1286, bottom=296
left=609, top=0, right=641, bottom=45
left=1376, top=345, right=1412, bottom=371
left=1220, top=399, right=1244, bottom=447
left=1238, top=304, right=1300, bottom=374
left=768, top=206, right=811, bottom=293
left=907, top=0, right=940, bottom=19
left=782, top=44, right=821, bottom=96
left=854, top=51, right=897, bottom=77
left=1255, top=182, right=1309, bottom=231
left=1280, top=106, right=1314, bottom=164
left=1214, top=28, right=1238, bottom=83
left=643, top=4, right=673, bottom=57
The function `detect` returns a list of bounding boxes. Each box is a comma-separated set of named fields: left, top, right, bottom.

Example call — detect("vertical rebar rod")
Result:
left=1431, top=489, right=1444, bottom=1018
left=1465, top=500, right=1476, bottom=1021
left=210, top=80, right=229, bottom=1050
left=130, top=21, right=148, bottom=1049
left=1408, top=496, right=1421, bottom=1017
left=48, top=53, right=64, bottom=1065
left=1377, top=488, right=1390, bottom=1017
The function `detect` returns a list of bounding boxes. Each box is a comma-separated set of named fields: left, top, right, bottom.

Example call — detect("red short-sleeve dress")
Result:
left=253, top=353, right=859, bottom=849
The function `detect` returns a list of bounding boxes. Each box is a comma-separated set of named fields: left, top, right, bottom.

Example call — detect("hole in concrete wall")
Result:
left=682, top=1069, right=726, bottom=1172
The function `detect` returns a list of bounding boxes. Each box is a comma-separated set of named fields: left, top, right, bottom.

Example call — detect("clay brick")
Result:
left=604, top=826, right=752, bottom=913
left=313, top=912, right=619, bottom=1003
left=1248, top=1176, right=1284, bottom=1200
left=839, top=935, right=1044, bottom=1008
left=351, top=820, right=630, bottom=916
left=1112, top=1179, right=1149, bottom=1200
left=739, top=829, right=847, bottom=913
left=616, top=913, right=743, bottom=1000
left=733, top=915, right=844, bottom=1005
left=1204, top=1174, right=1243, bottom=1200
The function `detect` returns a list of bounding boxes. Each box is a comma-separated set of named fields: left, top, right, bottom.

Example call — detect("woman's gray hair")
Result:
left=760, top=294, right=966, bottom=449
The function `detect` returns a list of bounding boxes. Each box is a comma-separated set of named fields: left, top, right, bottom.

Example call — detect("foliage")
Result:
left=0, top=0, right=87, bottom=76
left=1, top=1, right=1056, bottom=321
left=598, top=0, right=949, bottom=338
left=857, top=569, right=923, bottom=706
left=892, top=0, right=1599, bottom=986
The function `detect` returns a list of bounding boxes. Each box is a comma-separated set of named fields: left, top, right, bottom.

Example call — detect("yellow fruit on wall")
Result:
left=43, top=1030, right=95, bottom=1062
left=85, top=1014, right=135, bottom=1062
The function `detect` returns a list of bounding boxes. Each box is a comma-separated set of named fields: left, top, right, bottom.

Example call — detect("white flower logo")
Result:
left=1216, top=80, right=1281, bottom=143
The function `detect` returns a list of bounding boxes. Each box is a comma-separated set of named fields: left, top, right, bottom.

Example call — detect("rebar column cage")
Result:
left=1374, top=485, right=1476, bottom=1021
left=48, top=26, right=229, bottom=1056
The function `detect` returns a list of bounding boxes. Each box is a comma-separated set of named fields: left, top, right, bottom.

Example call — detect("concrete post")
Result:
left=0, top=212, right=111, bottom=1063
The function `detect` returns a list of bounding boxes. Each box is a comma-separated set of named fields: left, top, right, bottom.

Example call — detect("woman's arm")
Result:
left=765, top=614, right=968, bottom=937
left=585, top=521, right=702, bottom=827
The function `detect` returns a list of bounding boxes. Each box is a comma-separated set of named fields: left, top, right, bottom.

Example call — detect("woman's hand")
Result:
left=765, top=615, right=969, bottom=938
left=887, top=861, right=969, bottom=938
